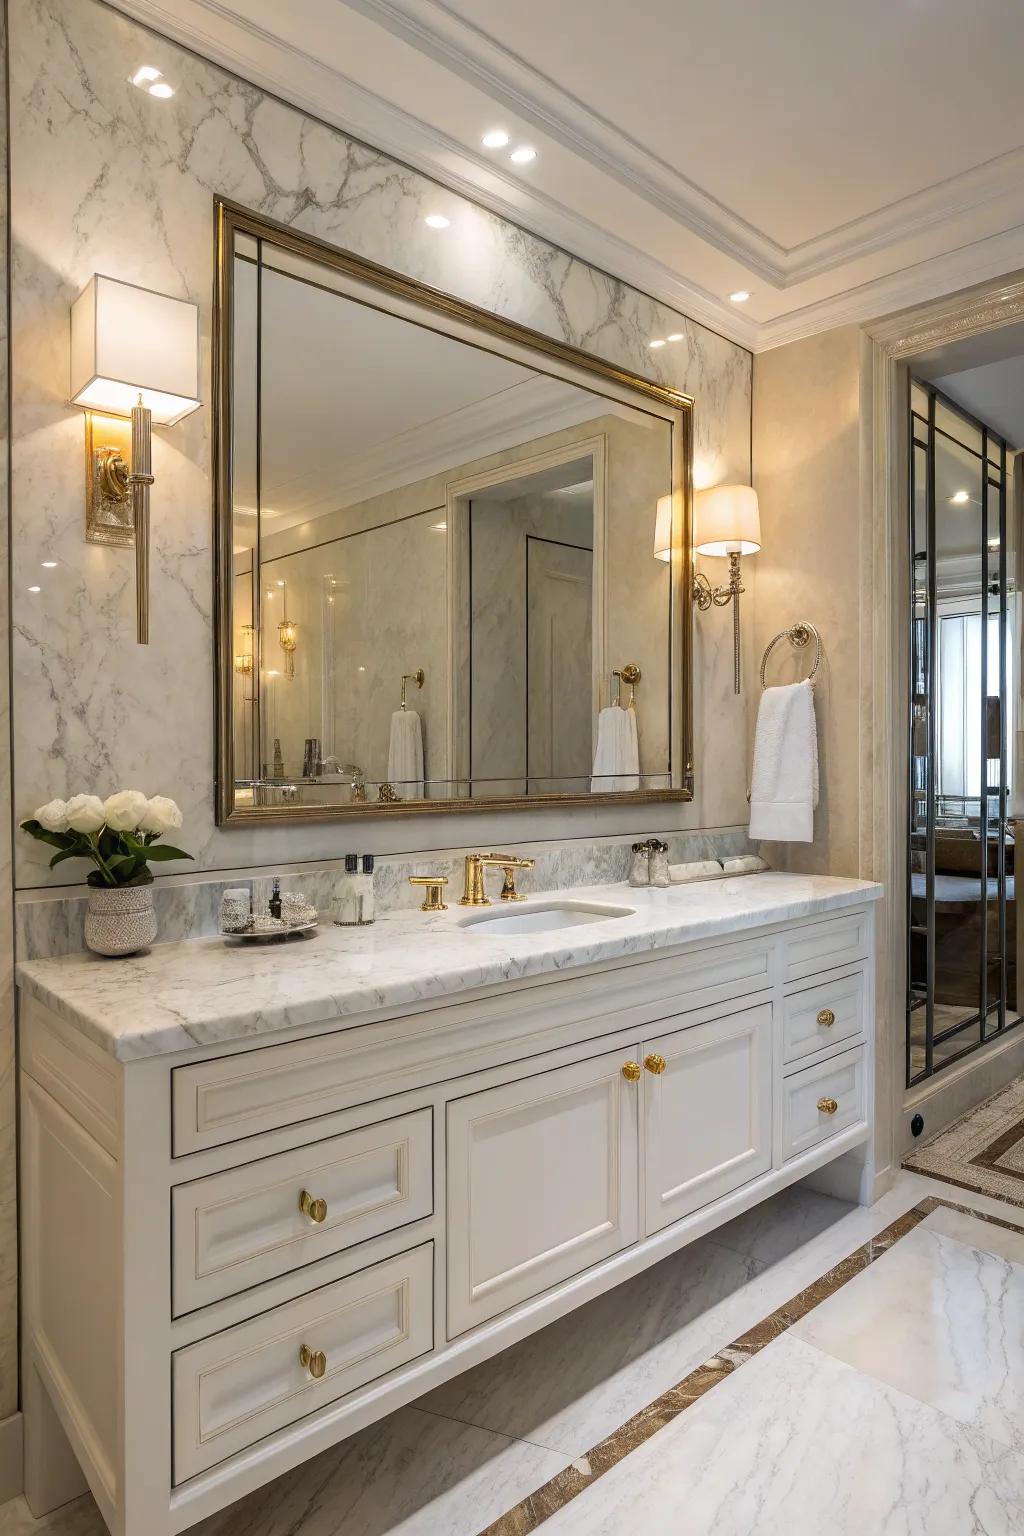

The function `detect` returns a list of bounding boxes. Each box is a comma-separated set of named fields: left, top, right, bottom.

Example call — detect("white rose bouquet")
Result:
left=21, top=790, right=192, bottom=887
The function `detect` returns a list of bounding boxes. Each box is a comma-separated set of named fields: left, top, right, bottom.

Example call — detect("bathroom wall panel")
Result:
left=8, top=0, right=752, bottom=887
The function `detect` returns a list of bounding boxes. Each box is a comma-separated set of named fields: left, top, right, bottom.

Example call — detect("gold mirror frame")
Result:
left=213, top=198, right=694, bottom=825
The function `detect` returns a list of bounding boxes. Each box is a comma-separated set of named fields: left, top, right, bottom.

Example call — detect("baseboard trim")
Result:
left=0, top=1411, right=24, bottom=1504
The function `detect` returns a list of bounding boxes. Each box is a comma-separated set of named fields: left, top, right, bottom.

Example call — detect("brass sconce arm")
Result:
left=693, top=551, right=746, bottom=694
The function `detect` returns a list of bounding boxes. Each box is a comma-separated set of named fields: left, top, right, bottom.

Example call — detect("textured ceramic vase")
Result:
left=85, top=885, right=158, bottom=957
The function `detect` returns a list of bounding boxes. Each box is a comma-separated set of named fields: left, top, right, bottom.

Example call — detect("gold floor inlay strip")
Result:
left=477, top=1196, right=1024, bottom=1536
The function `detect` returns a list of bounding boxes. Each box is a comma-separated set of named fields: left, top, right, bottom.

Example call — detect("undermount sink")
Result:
left=458, top=899, right=635, bottom=936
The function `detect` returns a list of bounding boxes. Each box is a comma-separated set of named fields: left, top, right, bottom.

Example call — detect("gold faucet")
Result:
left=459, top=852, right=535, bottom=906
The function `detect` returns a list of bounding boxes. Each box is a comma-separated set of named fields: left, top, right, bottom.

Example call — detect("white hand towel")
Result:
left=722, top=855, right=770, bottom=875
left=387, top=709, right=424, bottom=799
left=749, top=681, right=818, bottom=842
left=591, top=705, right=639, bottom=792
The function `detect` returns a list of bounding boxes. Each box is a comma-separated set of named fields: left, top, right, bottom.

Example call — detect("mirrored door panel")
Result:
left=907, top=379, right=1017, bottom=1083
left=214, top=203, right=693, bottom=822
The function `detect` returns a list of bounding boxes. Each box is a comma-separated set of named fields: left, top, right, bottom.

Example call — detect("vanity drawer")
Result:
left=782, top=967, right=866, bottom=1068
left=171, top=1109, right=433, bottom=1314
left=781, top=1047, right=866, bottom=1162
left=172, top=1243, right=433, bottom=1483
left=783, top=909, right=871, bottom=983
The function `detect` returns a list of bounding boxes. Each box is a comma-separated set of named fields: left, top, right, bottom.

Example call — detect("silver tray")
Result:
left=221, top=919, right=319, bottom=942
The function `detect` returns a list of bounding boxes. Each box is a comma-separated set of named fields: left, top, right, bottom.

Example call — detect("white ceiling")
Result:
left=112, top=0, right=1024, bottom=350
left=915, top=321, right=1024, bottom=447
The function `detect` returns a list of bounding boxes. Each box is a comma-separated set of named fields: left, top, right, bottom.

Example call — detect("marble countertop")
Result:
left=16, top=872, right=882, bottom=1062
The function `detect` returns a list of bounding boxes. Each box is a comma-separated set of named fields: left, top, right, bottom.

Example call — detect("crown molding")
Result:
left=351, top=0, right=1024, bottom=287
left=102, top=0, right=758, bottom=350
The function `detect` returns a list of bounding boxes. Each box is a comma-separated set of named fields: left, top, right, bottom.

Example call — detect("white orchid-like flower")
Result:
left=34, top=798, right=69, bottom=833
left=103, top=789, right=151, bottom=832
left=64, top=794, right=107, bottom=834
left=139, top=795, right=183, bottom=835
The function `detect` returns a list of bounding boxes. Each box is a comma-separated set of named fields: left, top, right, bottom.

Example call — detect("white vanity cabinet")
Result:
left=17, top=897, right=877, bottom=1536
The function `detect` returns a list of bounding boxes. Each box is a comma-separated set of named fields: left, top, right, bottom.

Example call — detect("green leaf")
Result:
left=21, top=820, right=76, bottom=852
left=142, top=844, right=193, bottom=862
left=48, top=848, right=85, bottom=869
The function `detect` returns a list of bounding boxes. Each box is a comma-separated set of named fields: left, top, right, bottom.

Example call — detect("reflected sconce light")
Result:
left=277, top=585, right=298, bottom=680
left=692, top=484, right=761, bottom=695
left=654, top=494, right=673, bottom=562
left=70, top=275, right=201, bottom=645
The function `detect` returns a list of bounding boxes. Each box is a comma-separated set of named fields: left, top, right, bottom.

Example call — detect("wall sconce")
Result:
left=654, top=494, right=673, bottom=562
left=277, top=585, right=298, bottom=679
left=70, top=275, right=200, bottom=644
left=692, top=484, right=761, bottom=694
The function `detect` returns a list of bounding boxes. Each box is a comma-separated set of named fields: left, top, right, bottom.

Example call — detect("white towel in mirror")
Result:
left=388, top=709, right=424, bottom=799
left=749, top=681, right=818, bottom=842
left=591, top=705, right=639, bottom=793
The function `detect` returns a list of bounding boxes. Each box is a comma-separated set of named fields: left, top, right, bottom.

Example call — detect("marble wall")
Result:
left=8, top=0, right=752, bottom=893
left=0, top=0, right=14, bottom=1435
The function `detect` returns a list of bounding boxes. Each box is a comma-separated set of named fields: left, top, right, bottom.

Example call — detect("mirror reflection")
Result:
left=221, top=214, right=690, bottom=816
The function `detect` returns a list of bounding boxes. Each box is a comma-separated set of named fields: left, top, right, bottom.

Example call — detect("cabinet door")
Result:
left=447, top=1046, right=640, bottom=1337
left=643, top=1004, right=772, bottom=1236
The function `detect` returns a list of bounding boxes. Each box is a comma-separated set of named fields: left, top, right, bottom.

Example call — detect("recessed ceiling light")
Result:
left=509, top=146, right=537, bottom=164
left=951, top=490, right=970, bottom=504
left=666, top=332, right=683, bottom=342
left=27, top=585, right=40, bottom=594
left=424, top=214, right=450, bottom=230
left=729, top=290, right=751, bottom=303
left=482, top=129, right=510, bottom=149
left=40, top=560, right=57, bottom=568
left=276, top=580, right=285, bottom=586
left=148, top=81, right=175, bottom=99
left=131, top=65, right=162, bottom=86
left=649, top=339, right=666, bottom=349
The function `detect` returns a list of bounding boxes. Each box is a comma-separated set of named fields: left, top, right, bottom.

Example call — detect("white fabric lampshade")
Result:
left=694, top=484, right=761, bottom=556
left=70, top=274, right=201, bottom=426
left=654, top=494, right=673, bottom=562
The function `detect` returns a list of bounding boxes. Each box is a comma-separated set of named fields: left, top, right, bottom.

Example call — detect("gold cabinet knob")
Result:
left=816, top=1008, right=836, bottom=1027
left=409, top=875, right=448, bottom=912
left=644, top=1053, right=667, bottom=1075
left=299, top=1189, right=328, bottom=1224
left=299, top=1344, right=327, bottom=1380
left=817, top=1096, right=839, bottom=1115
left=621, top=1060, right=642, bottom=1082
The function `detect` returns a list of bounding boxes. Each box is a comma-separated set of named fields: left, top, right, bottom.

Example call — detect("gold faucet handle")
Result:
left=483, top=853, right=535, bottom=902
left=409, top=875, right=448, bottom=912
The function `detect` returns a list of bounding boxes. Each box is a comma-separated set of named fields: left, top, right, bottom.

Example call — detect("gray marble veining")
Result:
left=544, top=1332, right=1024, bottom=1535
left=15, top=826, right=755, bottom=960
left=15, top=872, right=881, bottom=1060
left=9, top=0, right=752, bottom=894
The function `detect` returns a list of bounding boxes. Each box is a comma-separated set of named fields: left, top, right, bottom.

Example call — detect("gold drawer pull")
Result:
left=299, top=1189, right=328, bottom=1224
left=299, top=1344, right=327, bottom=1380
left=644, top=1053, right=667, bottom=1075
left=817, top=1096, right=839, bottom=1115
left=621, top=1060, right=642, bottom=1082
left=816, top=1008, right=836, bottom=1028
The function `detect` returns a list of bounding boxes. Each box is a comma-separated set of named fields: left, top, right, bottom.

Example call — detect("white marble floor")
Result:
left=0, top=1168, right=1017, bottom=1536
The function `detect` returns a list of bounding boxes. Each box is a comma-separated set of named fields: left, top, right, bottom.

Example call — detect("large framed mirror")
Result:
left=213, top=201, right=694, bottom=823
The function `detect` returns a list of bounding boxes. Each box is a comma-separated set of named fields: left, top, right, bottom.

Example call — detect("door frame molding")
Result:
left=865, top=270, right=1024, bottom=1177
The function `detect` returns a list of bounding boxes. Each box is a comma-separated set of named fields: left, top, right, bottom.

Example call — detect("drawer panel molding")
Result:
left=783, top=967, right=866, bottom=1067
left=782, top=1047, right=866, bottom=1162
left=783, top=910, right=871, bottom=983
left=172, top=1244, right=433, bottom=1483
left=172, top=1110, right=433, bottom=1314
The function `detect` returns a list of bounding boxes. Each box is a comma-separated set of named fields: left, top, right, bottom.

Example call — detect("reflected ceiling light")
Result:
left=429, top=521, right=447, bottom=532
left=41, top=560, right=57, bottom=568
left=989, top=537, right=1001, bottom=548
left=27, top=585, right=40, bottom=593
left=131, top=65, right=174, bottom=97
left=509, top=146, right=537, bottom=164
left=666, top=332, right=683, bottom=342
left=648, top=338, right=666, bottom=349
left=951, top=490, right=970, bottom=504
left=729, top=290, right=751, bottom=303
left=482, top=129, right=510, bottom=148
left=424, top=214, right=450, bottom=229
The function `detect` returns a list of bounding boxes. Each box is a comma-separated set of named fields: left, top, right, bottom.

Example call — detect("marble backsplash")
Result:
left=16, top=828, right=756, bottom=960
